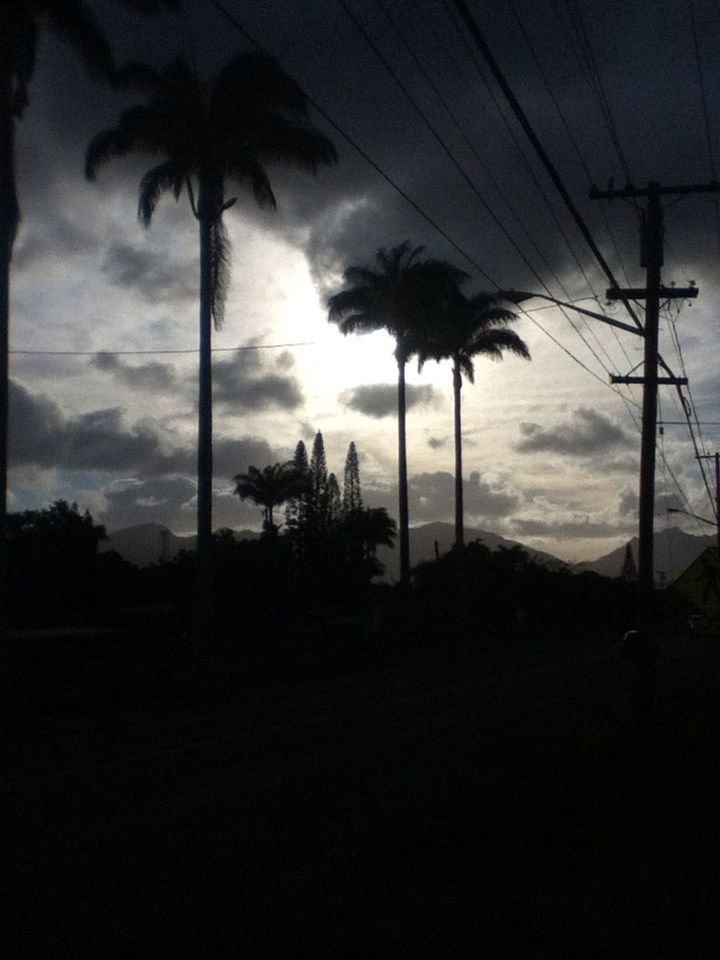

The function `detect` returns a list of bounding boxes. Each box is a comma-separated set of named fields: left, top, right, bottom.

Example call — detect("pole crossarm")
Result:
left=588, top=179, right=718, bottom=600
left=607, top=287, right=698, bottom=301
left=611, top=375, right=688, bottom=386
left=590, top=181, right=720, bottom=200
left=499, top=290, right=643, bottom=336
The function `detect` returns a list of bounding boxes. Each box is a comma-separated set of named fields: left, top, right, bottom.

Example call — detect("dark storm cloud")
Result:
left=213, top=436, right=276, bottom=481
left=340, top=383, right=437, bottom=418
left=9, top=380, right=277, bottom=482
left=618, top=487, right=638, bottom=517
left=91, top=352, right=178, bottom=391
left=9, top=380, right=159, bottom=470
left=101, top=476, right=197, bottom=531
left=102, top=241, right=196, bottom=304
left=14, top=216, right=97, bottom=269
left=21, top=0, right=720, bottom=305
left=363, top=469, right=517, bottom=521
left=212, top=348, right=304, bottom=411
left=515, top=407, right=632, bottom=456
left=100, top=476, right=263, bottom=532
left=409, top=470, right=518, bottom=521
left=427, top=436, right=447, bottom=449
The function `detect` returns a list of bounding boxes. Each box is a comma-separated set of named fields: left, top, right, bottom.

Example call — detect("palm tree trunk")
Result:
left=0, top=64, right=18, bottom=639
left=453, top=358, right=464, bottom=549
left=195, top=196, right=214, bottom=659
left=397, top=354, right=410, bottom=585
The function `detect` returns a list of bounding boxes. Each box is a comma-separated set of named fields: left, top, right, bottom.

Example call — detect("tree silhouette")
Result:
left=85, top=52, right=337, bottom=636
left=416, top=291, right=529, bottom=548
left=328, top=242, right=467, bottom=584
left=285, top=439, right=310, bottom=533
left=343, top=441, right=363, bottom=514
left=233, top=462, right=300, bottom=535
left=0, top=1, right=177, bottom=631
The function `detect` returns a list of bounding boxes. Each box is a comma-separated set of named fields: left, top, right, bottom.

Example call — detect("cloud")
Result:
left=91, top=353, right=178, bottom=392
left=427, top=436, right=447, bottom=449
left=618, top=486, right=638, bottom=517
left=9, top=380, right=277, bottom=483
left=101, top=241, right=196, bottom=304
left=101, top=476, right=198, bottom=531
left=363, top=469, right=518, bottom=522
left=100, top=475, right=267, bottom=533
left=515, top=408, right=632, bottom=456
left=511, top=518, right=632, bottom=540
left=14, top=216, right=97, bottom=269
left=410, top=470, right=518, bottom=520
left=212, top=348, right=304, bottom=411
left=340, top=383, right=438, bottom=418
left=9, top=380, right=159, bottom=471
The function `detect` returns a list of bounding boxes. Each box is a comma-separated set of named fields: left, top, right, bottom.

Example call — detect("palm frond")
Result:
left=462, top=327, right=531, bottom=363
left=112, top=60, right=163, bottom=95
left=211, top=52, right=310, bottom=127
left=138, top=159, right=187, bottom=225
left=376, top=241, right=415, bottom=276
left=459, top=352, right=475, bottom=382
left=225, top=157, right=276, bottom=209
left=45, top=0, right=115, bottom=82
left=85, top=105, right=167, bottom=179
left=254, top=120, right=338, bottom=173
left=327, top=287, right=375, bottom=332
left=342, top=265, right=381, bottom=288
left=209, top=216, right=231, bottom=331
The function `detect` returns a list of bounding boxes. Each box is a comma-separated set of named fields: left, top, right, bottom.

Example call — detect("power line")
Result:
left=336, top=0, right=521, bottom=285
left=506, top=0, right=635, bottom=319
left=371, top=0, right=568, bottom=293
left=202, top=0, right=499, bottom=280
left=450, top=0, right=645, bottom=337
left=10, top=341, right=315, bottom=356
left=203, top=0, right=645, bottom=417
left=384, top=0, right=641, bottom=393
left=687, top=0, right=720, bottom=259
left=440, top=0, right=604, bottom=304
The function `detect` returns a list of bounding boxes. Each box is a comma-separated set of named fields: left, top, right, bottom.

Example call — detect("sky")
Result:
left=7, top=0, right=720, bottom=564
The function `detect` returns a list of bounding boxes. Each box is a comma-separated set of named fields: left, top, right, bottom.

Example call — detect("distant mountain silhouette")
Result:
left=573, top=527, right=715, bottom=583
left=100, top=523, right=258, bottom=567
left=377, top=522, right=567, bottom=583
left=100, top=520, right=713, bottom=584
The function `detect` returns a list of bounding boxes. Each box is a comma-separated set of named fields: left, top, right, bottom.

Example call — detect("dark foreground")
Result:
left=3, top=622, right=720, bottom=959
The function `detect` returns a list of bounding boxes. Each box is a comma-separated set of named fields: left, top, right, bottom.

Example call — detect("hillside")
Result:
left=377, top=522, right=567, bottom=583
left=100, top=523, right=258, bottom=567
left=573, top=527, right=715, bottom=583
left=100, top=520, right=713, bottom=585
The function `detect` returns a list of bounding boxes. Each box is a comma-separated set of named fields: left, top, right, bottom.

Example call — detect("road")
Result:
left=3, top=627, right=719, bottom=956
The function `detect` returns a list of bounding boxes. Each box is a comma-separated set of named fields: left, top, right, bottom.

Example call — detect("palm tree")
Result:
left=233, top=462, right=301, bottom=535
left=328, top=242, right=467, bottom=584
left=417, top=291, right=530, bottom=548
left=0, top=0, right=180, bottom=632
left=85, top=52, right=337, bottom=628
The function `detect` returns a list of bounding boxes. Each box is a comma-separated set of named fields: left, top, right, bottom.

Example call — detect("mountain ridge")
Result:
left=100, top=521, right=714, bottom=584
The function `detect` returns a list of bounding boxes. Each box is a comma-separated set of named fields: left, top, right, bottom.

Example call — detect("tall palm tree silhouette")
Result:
left=0, top=0, right=180, bottom=630
left=86, top=52, right=337, bottom=632
left=233, top=462, right=300, bottom=534
left=417, top=291, right=530, bottom=548
left=328, top=242, right=467, bottom=584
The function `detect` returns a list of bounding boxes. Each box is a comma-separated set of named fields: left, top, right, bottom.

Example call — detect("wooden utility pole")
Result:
left=590, top=180, right=719, bottom=610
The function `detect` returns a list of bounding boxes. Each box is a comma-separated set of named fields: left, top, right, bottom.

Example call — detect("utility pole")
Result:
left=590, top=181, right=719, bottom=618
left=697, top=452, right=720, bottom=555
